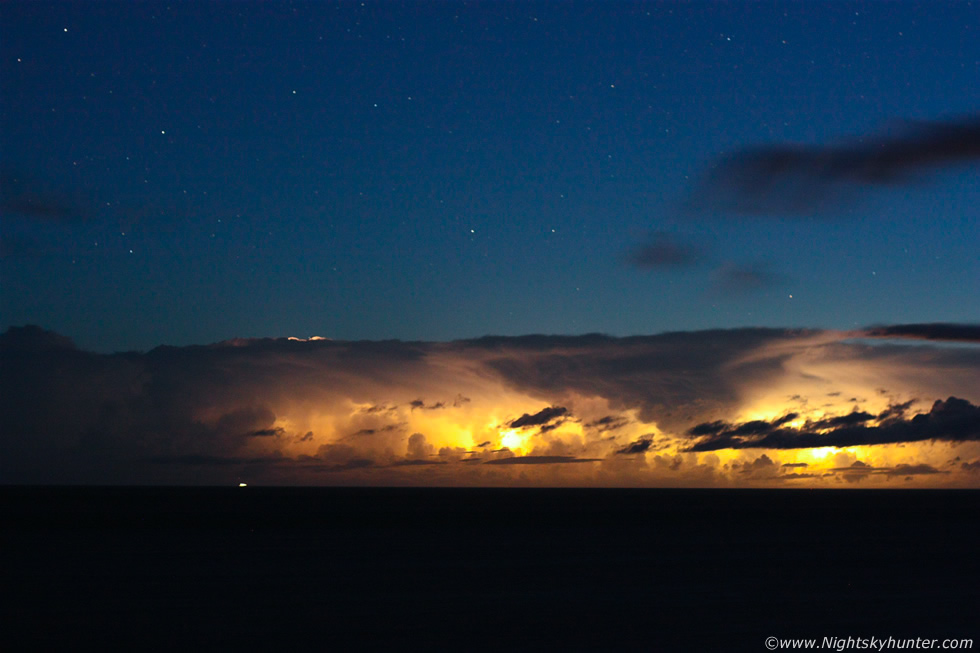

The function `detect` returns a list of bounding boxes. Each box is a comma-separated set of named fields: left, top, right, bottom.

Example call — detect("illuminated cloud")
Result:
left=1, top=324, right=978, bottom=487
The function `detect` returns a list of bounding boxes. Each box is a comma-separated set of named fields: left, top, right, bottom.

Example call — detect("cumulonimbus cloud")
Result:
left=2, top=324, right=978, bottom=486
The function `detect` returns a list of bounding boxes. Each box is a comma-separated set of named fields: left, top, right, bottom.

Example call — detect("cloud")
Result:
left=248, top=427, right=285, bottom=437
left=2, top=324, right=977, bottom=486
left=691, top=115, right=980, bottom=215
left=406, top=432, right=435, bottom=459
left=586, top=415, right=630, bottom=432
left=390, top=459, right=446, bottom=467
left=409, top=399, right=448, bottom=410
left=477, top=328, right=821, bottom=434
left=809, top=411, right=875, bottom=430
left=616, top=438, right=653, bottom=454
left=733, top=453, right=779, bottom=478
left=828, top=461, right=946, bottom=479
left=863, top=323, right=980, bottom=343
left=483, top=456, right=601, bottom=465
left=0, top=171, right=87, bottom=223
left=508, top=406, right=568, bottom=429
left=712, top=262, right=785, bottom=294
left=0, top=324, right=77, bottom=352
left=313, top=459, right=375, bottom=473
left=627, top=233, right=703, bottom=269
left=348, top=423, right=405, bottom=438
left=687, top=397, right=980, bottom=451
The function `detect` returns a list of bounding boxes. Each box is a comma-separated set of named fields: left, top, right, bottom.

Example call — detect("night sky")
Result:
left=1, top=1, right=979, bottom=486
left=3, top=0, right=978, bottom=351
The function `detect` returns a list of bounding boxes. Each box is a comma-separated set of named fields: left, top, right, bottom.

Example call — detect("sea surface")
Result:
left=3, top=487, right=977, bottom=651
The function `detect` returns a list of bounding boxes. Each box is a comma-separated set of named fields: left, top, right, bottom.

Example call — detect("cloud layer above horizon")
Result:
left=2, top=324, right=978, bottom=487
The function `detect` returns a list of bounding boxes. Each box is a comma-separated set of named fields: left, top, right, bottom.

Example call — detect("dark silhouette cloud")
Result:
left=538, top=420, right=566, bottom=434
left=687, top=413, right=797, bottom=439
left=864, top=323, right=980, bottom=343
left=390, top=459, right=447, bottom=467
left=409, top=399, right=449, bottom=410
left=347, top=423, right=404, bottom=438
left=483, top=456, right=601, bottom=465
left=688, top=397, right=980, bottom=451
left=809, top=411, right=875, bottom=430
left=887, top=464, right=944, bottom=476
left=362, top=404, right=396, bottom=414
left=616, top=438, right=653, bottom=454
left=627, top=233, right=703, bottom=269
left=586, top=415, right=629, bottom=432
left=875, top=400, right=915, bottom=421
left=688, top=421, right=727, bottom=436
left=509, top=406, right=568, bottom=429
left=248, top=427, right=285, bottom=438
left=692, top=115, right=980, bottom=215
left=828, top=461, right=946, bottom=478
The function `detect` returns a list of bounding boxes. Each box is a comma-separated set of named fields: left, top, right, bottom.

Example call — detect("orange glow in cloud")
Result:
left=2, top=326, right=978, bottom=486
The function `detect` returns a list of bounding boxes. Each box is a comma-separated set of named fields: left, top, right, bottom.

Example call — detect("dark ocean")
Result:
left=3, top=487, right=977, bottom=651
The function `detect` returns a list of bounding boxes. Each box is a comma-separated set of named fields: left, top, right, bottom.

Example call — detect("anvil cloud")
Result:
left=2, top=324, right=978, bottom=487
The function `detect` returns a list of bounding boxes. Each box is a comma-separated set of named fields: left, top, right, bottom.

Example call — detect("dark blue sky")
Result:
left=2, top=1, right=978, bottom=352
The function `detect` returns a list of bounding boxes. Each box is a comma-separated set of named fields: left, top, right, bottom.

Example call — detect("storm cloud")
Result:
left=2, top=324, right=978, bottom=486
